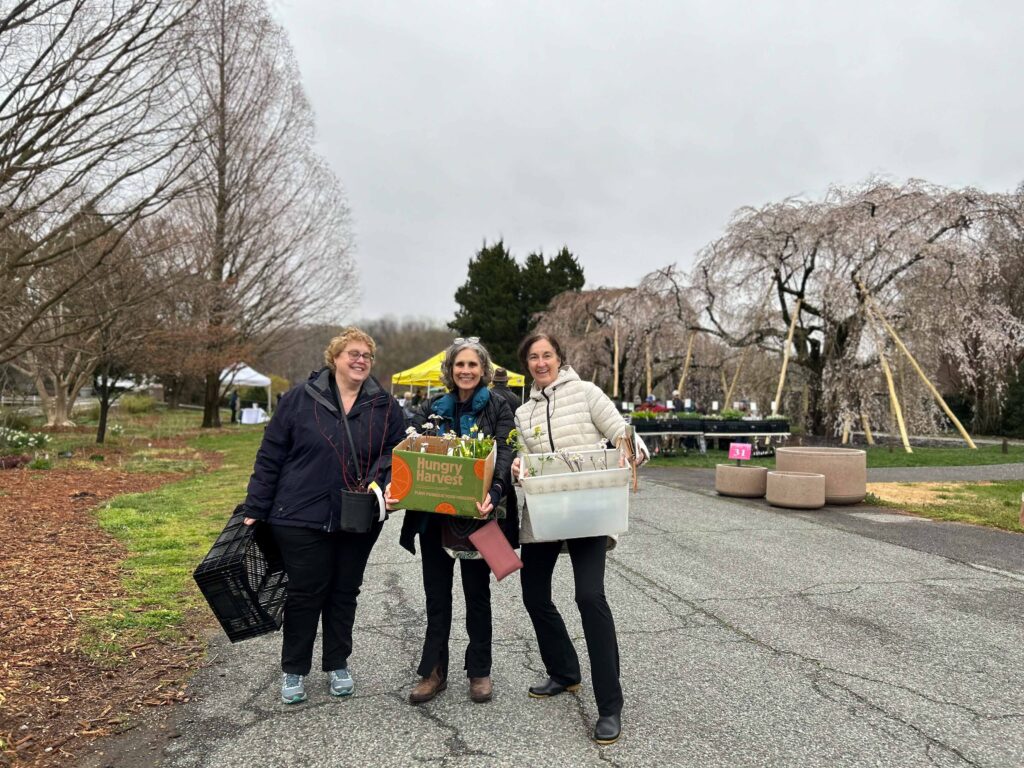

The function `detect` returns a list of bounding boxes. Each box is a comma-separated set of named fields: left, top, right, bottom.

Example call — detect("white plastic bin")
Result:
left=521, top=463, right=630, bottom=541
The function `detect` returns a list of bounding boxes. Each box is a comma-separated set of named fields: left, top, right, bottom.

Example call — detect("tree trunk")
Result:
left=96, top=366, right=112, bottom=444
left=202, top=370, right=222, bottom=428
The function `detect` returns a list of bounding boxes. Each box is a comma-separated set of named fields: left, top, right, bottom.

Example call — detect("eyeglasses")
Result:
left=453, top=336, right=480, bottom=345
left=345, top=351, right=375, bottom=362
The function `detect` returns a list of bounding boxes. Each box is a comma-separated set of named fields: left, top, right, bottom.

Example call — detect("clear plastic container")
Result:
left=520, top=454, right=630, bottom=541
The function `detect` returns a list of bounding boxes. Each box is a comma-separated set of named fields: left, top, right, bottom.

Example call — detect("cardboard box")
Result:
left=391, top=435, right=495, bottom=517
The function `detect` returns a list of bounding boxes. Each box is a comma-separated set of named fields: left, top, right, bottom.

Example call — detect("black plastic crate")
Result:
left=193, top=506, right=288, bottom=642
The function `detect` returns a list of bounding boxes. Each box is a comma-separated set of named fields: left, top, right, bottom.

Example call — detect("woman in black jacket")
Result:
left=242, top=328, right=405, bottom=704
left=393, top=337, right=516, bottom=705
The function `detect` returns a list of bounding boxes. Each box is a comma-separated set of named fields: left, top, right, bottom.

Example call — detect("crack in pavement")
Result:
left=809, top=674, right=981, bottom=767
left=605, top=554, right=1008, bottom=761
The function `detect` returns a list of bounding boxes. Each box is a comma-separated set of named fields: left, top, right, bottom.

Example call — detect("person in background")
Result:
left=241, top=328, right=405, bottom=705
left=400, top=391, right=417, bottom=425
left=489, top=367, right=521, bottom=410
left=512, top=332, right=648, bottom=746
left=228, top=389, right=239, bottom=424
left=670, top=390, right=685, bottom=412
left=393, top=337, right=517, bottom=705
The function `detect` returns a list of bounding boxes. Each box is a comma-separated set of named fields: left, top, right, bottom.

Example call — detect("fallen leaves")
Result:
left=0, top=461, right=208, bottom=768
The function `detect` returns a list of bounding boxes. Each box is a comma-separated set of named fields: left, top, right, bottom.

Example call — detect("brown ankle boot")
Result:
left=408, top=667, right=447, bottom=704
left=469, top=676, right=493, bottom=703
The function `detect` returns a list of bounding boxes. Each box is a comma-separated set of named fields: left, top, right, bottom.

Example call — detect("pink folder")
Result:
left=468, top=520, right=522, bottom=581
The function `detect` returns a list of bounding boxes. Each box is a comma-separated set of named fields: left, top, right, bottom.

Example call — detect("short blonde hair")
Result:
left=324, top=327, right=377, bottom=371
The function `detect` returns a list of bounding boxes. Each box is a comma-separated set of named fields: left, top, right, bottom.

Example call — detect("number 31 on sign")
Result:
left=728, top=443, right=752, bottom=461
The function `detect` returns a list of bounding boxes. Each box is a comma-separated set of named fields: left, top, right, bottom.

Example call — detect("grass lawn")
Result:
left=1, top=404, right=267, bottom=662
left=83, top=420, right=265, bottom=662
left=866, top=481, right=1024, bottom=532
left=647, top=443, right=1024, bottom=469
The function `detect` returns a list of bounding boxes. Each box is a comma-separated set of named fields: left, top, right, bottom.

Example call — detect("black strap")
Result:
left=339, top=396, right=365, bottom=488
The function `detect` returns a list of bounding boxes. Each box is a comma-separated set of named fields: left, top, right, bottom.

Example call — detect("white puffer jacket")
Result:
left=514, top=366, right=628, bottom=545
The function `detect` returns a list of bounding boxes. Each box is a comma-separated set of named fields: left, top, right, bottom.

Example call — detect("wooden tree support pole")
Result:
left=677, top=331, right=696, bottom=397
left=724, top=346, right=748, bottom=408
left=870, top=303, right=977, bottom=449
left=612, top=321, right=620, bottom=399
left=772, top=298, right=802, bottom=416
left=645, top=335, right=652, bottom=396
left=879, top=350, right=913, bottom=453
left=860, top=412, right=875, bottom=445
left=841, top=418, right=850, bottom=445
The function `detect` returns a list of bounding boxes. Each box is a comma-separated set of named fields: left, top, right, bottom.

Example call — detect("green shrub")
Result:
left=78, top=403, right=101, bottom=423
left=1001, top=365, right=1024, bottom=438
left=269, top=374, right=290, bottom=399
left=121, top=394, right=155, bottom=414
left=28, top=457, right=53, bottom=470
left=237, top=386, right=267, bottom=407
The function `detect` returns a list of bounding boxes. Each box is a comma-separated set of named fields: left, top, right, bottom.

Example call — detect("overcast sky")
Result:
left=270, top=1, right=1024, bottom=323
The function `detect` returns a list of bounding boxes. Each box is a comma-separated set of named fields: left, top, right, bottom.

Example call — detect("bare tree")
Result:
left=177, top=0, right=356, bottom=427
left=665, top=178, right=1011, bottom=434
left=0, top=0, right=199, bottom=362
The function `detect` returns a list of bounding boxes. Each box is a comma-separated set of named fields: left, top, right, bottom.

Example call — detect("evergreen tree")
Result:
left=451, top=240, right=524, bottom=367
left=1001, top=363, right=1024, bottom=438
left=451, top=241, right=585, bottom=370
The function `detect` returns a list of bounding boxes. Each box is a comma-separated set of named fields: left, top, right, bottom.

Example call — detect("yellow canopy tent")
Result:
left=391, top=351, right=526, bottom=390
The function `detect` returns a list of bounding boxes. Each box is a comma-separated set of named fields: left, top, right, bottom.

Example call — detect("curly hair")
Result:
left=323, top=327, right=377, bottom=371
left=440, top=338, right=493, bottom=391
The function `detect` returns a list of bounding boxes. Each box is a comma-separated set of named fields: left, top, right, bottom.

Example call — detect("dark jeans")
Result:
left=417, top=515, right=493, bottom=679
left=521, top=536, right=623, bottom=717
left=272, top=521, right=382, bottom=675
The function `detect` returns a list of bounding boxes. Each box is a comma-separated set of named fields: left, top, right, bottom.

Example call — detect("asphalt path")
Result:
left=83, top=477, right=1024, bottom=768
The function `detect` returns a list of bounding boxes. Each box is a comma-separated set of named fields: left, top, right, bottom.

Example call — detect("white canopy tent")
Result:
left=220, top=363, right=272, bottom=412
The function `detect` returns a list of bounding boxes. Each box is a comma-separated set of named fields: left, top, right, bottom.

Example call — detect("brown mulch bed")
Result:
left=0, top=457, right=217, bottom=767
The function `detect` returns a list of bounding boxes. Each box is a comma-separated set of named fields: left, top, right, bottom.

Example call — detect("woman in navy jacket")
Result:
left=242, top=328, right=405, bottom=704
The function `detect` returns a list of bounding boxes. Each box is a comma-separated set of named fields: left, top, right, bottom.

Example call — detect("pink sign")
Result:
left=728, top=443, right=752, bottom=461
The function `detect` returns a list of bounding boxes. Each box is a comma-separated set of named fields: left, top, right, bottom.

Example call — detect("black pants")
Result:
left=417, top=516, right=493, bottom=679
left=272, top=522, right=382, bottom=675
left=521, top=536, right=623, bottom=717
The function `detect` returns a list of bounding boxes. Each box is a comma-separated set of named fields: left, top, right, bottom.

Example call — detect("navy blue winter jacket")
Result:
left=242, top=368, right=406, bottom=532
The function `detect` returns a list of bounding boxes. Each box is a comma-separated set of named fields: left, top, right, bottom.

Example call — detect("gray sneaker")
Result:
left=329, top=668, right=354, bottom=697
left=281, top=673, right=306, bottom=704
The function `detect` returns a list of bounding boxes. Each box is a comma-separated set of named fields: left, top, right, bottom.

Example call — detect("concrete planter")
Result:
left=715, top=464, right=768, bottom=498
left=775, top=446, right=867, bottom=505
left=766, top=471, right=826, bottom=509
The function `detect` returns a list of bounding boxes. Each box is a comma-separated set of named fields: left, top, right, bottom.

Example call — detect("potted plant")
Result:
left=628, top=410, right=659, bottom=433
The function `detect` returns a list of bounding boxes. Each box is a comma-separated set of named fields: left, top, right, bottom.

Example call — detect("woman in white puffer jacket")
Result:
left=511, top=332, right=647, bottom=746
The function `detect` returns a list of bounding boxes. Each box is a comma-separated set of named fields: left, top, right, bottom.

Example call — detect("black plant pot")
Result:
left=339, top=489, right=378, bottom=533
left=674, top=419, right=703, bottom=431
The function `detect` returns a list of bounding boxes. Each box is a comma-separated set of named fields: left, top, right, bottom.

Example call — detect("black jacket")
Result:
left=243, top=368, right=406, bottom=532
left=490, top=384, right=522, bottom=411
left=399, top=386, right=519, bottom=553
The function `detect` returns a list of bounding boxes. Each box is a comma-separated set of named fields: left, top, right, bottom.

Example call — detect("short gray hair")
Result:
left=439, top=338, right=493, bottom=391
